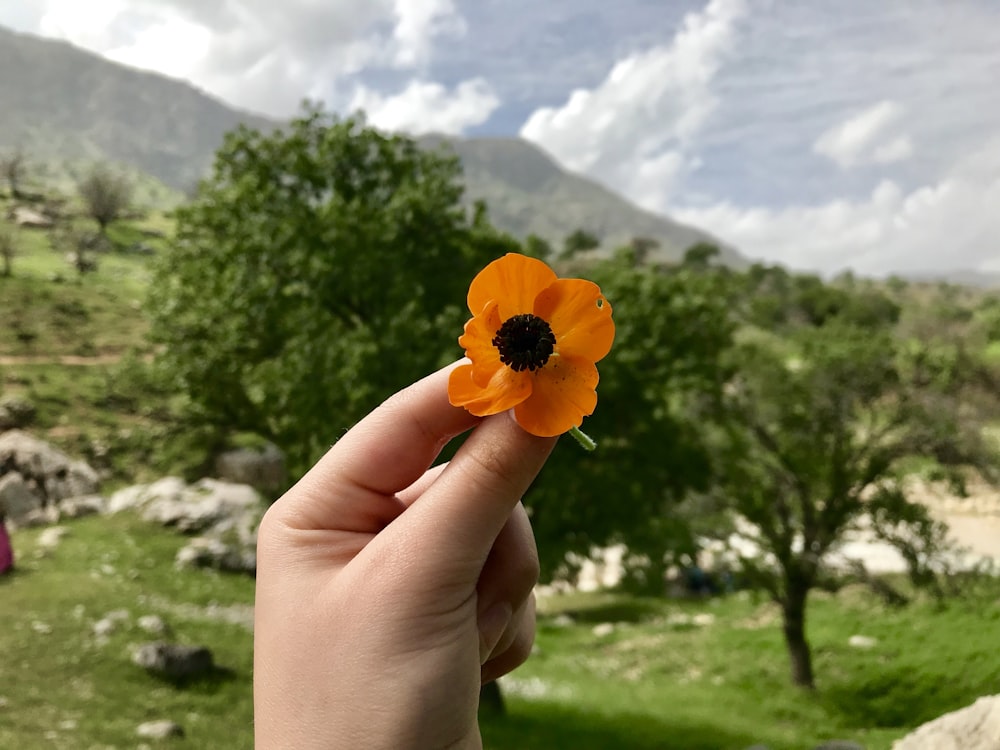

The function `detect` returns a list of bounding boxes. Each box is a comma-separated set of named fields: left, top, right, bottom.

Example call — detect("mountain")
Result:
left=0, top=25, right=275, bottom=193
left=0, top=25, right=739, bottom=264
left=425, top=136, right=742, bottom=265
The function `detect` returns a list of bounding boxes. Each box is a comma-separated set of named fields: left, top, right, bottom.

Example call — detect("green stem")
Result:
left=568, top=425, right=597, bottom=451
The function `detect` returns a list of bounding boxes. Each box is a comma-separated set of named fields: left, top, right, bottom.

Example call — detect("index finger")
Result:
left=275, top=361, right=479, bottom=531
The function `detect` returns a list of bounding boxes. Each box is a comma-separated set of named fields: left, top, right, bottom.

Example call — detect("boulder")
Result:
left=0, top=396, right=36, bottom=430
left=892, top=694, right=1000, bottom=749
left=176, top=536, right=256, bottom=575
left=215, top=443, right=286, bottom=493
left=132, top=642, right=215, bottom=681
left=0, top=431, right=99, bottom=512
left=0, top=472, right=43, bottom=523
left=108, top=477, right=262, bottom=533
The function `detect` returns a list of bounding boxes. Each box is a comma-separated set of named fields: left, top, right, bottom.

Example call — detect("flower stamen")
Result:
left=493, top=314, right=556, bottom=372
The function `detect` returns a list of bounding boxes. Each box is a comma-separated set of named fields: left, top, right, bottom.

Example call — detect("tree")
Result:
left=525, top=252, right=737, bottom=577
left=78, top=164, right=131, bottom=238
left=147, top=107, right=518, bottom=474
left=707, top=321, right=998, bottom=687
left=560, top=228, right=600, bottom=259
left=0, top=149, right=26, bottom=198
left=0, top=224, right=16, bottom=277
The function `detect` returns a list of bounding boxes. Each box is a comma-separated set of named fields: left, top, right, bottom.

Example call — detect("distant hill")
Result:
left=0, top=25, right=275, bottom=193
left=424, top=136, right=742, bottom=265
left=0, top=24, right=740, bottom=264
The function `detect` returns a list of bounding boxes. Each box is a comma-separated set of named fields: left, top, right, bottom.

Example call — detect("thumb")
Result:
left=388, top=412, right=556, bottom=571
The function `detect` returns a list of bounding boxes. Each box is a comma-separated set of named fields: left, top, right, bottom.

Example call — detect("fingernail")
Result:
left=478, top=601, right=513, bottom=665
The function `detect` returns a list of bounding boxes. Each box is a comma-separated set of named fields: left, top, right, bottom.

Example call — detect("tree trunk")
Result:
left=479, top=681, right=505, bottom=716
left=781, top=584, right=815, bottom=688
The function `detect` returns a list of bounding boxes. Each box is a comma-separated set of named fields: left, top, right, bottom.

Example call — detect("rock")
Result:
left=136, top=720, right=184, bottom=739
left=137, top=615, right=170, bottom=636
left=0, top=431, right=99, bottom=515
left=215, top=443, right=286, bottom=494
left=0, top=396, right=36, bottom=430
left=892, top=694, right=1000, bottom=749
left=692, top=613, right=716, bottom=627
left=109, top=477, right=262, bottom=534
left=550, top=614, right=575, bottom=628
left=176, top=536, right=256, bottom=575
left=10, top=206, right=53, bottom=229
left=107, top=476, right=186, bottom=515
left=132, top=642, right=215, bottom=681
left=93, top=609, right=130, bottom=639
left=57, top=495, right=104, bottom=519
left=848, top=635, right=878, bottom=649
left=0, top=472, right=43, bottom=523
left=37, top=526, right=69, bottom=549
left=592, top=623, right=615, bottom=637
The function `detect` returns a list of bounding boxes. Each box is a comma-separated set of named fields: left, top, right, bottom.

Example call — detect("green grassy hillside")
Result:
left=4, top=515, right=999, bottom=749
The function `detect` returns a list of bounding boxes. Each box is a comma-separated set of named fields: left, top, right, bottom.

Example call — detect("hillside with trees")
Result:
left=1, top=81, right=1000, bottom=750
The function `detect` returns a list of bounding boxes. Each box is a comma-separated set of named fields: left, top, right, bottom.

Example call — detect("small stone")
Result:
left=692, top=613, right=716, bottom=627
left=136, top=720, right=184, bottom=739
left=550, top=614, right=575, bottom=627
left=37, top=527, right=69, bottom=549
left=31, top=621, right=52, bottom=635
left=138, top=615, right=170, bottom=636
left=848, top=635, right=878, bottom=649
left=132, top=642, right=215, bottom=681
left=592, top=622, right=615, bottom=637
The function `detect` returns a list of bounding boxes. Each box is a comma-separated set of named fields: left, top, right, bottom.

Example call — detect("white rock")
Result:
left=848, top=635, right=878, bottom=649
left=592, top=623, right=615, bottom=637
left=893, top=694, right=1000, bottom=749
left=136, top=720, right=184, bottom=739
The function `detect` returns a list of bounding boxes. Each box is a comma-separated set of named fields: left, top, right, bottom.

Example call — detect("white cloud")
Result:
left=350, top=78, right=499, bottom=136
left=813, top=100, right=914, bottom=169
left=519, top=0, right=747, bottom=211
left=391, top=0, right=466, bottom=68
left=22, top=0, right=469, bottom=117
left=674, top=138, right=1000, bottom=275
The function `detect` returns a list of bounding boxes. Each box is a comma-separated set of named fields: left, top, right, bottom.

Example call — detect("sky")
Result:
left=2, top=0, right=999, bottom=276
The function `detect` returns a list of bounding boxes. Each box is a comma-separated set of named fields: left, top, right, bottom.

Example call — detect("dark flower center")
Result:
left=493, top=314, right=556, bottom=372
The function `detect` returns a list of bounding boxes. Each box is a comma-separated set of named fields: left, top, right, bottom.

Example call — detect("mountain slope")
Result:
left=433, top=136, right=741, bottom=264
left=0, top=25, right=740, bottom=264
left=0, top=25, right=274, bottom=192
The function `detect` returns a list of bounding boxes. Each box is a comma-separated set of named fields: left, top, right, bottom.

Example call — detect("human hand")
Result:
left=254, top=362, right=557, bottom=749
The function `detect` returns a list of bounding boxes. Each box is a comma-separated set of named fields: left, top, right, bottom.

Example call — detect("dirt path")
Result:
left=0, top=353, right=129, bottom=365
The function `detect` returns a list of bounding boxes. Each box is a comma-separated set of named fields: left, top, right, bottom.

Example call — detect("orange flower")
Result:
left=448, top=253, right=615, bottom=437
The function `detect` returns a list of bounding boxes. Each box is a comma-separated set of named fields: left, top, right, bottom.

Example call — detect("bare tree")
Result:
left=0, top=224, right=17, bottom=277
left=78, top=164, right=131, bottom=238
left=0, top=149, right=26, bottom=198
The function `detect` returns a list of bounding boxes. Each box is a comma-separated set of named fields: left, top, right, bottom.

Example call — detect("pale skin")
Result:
left=254, top=362, right=557, bottom=749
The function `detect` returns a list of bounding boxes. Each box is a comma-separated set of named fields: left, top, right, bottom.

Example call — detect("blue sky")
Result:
left=2, top=0, right=999, bottom=276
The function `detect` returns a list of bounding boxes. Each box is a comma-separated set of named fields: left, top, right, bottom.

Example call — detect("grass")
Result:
left=4, top=517, right=999, bottom=750
left=1, top=514, right=256, bottom=750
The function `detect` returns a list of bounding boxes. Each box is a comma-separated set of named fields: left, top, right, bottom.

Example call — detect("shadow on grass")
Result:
left=548, top=597, right=666, bottom=625
left=481, top=700, right=761, bottom=750
left=821, top=666, right=972, bottom=728
left=146, top=664, right=239, bottom=694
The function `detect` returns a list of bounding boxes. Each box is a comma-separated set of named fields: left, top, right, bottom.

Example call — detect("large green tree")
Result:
left=526, top=249, right=737, bottom=576
left=147, top=107, right=518, bottom=473
left=708, top=320, right=998, bottom=687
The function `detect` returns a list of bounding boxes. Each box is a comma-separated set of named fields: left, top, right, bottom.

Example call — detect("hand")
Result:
left=254, top=362, right=557, bottom=749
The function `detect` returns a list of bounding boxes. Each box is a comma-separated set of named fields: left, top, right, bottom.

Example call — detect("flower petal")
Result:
left=448, top=362, right=532, bottom=416
left=533, top=279, right=615, bottom=363
left=458, top=300, right=504, bottom=384
left=513, top=355, right=598, bottom=437
left=468, top=253, right=558, bottom=320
